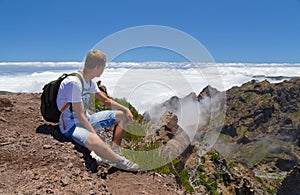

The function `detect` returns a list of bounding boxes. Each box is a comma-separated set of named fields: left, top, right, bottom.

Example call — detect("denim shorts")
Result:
left=65, top=110, right=117, bottom=147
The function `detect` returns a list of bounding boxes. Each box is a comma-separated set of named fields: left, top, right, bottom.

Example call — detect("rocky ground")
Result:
left=1, top=78, right=300, bottom=194
left=0, top=93, right=183, bottom=194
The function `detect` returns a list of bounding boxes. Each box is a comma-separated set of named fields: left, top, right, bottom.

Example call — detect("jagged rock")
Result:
left=146, top=112, right=189, bottom=141
left=253, top=113, right=264, bottom=127
left=151, top=111, right=179, bottom=132
left=144, top=112, right=179, bottom=144
left=161, top=125, right=191, bottom=159
left=142, top=111, right=151, bottom=122
left=198, top=85, right=219, bottom=100
left=143, top=112, right=191, bottom=160
left=183, top=92, right=198, bottom=101
left=221, top=124, right=238, bottom=137
left=162, top=96, right=180, bottom=112
left=277, top=165, right=300, bottom=195
left=146, top=78, right=300, bottom=193
left=276, top=158, right=299, bottom=171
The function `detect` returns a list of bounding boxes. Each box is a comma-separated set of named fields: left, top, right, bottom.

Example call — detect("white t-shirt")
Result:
left=56, top=72, right=100, bottom=134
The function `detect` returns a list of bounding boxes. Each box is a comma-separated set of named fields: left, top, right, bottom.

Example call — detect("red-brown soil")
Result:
left=0, top=93, right=183, bottom=194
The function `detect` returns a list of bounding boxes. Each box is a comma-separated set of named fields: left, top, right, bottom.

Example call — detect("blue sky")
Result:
left=0, top=0, right=300, bottom=63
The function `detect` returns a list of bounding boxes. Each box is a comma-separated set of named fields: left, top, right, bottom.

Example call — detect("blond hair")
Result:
left=84, top=50, right=106, bottom=70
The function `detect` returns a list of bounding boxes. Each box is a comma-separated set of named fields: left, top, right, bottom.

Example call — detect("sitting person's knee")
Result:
left=86, top=133, right=101, bottom=145
left=115, top=110, right=125, bottom=121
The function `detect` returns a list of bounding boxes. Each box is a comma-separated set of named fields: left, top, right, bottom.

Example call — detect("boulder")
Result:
left=144, top=111, right=191, bottom=160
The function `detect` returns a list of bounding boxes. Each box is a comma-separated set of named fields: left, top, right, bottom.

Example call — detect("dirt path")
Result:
left=0, top=93, right=183, bottom=194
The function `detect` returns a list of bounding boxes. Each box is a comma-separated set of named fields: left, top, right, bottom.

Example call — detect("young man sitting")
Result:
left=56, top=50, right=139, bottom=171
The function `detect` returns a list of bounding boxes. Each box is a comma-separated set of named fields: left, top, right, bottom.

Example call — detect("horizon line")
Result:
left=1, top=61, right=300, bottom=64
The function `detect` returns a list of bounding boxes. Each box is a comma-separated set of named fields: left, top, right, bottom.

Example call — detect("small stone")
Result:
left=89, top=190, right=95, bottom=195
left=67, top=163, right=73, bottom=170
left=43, top=144, right=52, bottom=149
left=0, top=116, right=7, bottom=122
left=46, top=188, right=54, bottom=193
left=72, top=168, right=81, bottom=176
left=32, top=172, right=39, bottom=180
left=3, top=107, right=13, bottom=112
left=77, top=153, right=84, bottom=158
left=61, top=176, right=70, bottom=187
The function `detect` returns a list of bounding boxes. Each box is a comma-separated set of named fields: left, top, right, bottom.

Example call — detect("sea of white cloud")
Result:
left=0, top=62, right=299, bottom=113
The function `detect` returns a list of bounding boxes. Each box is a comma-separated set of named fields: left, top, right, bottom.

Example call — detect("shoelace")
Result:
left=112, top=146, right=125, bottom=157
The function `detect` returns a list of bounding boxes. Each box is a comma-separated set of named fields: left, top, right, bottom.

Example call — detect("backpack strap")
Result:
left=69, top=72, right=84, bottom=91
left=59, top=72, right=84, bottom=113
left=59, top=102, right=72, bottom=113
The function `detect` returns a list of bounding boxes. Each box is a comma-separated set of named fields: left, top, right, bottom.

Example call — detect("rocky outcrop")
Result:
left=154, top=78, right=300, bottom=170
left=198, top=85, right=220, bottom=101
left=140, top=111, right=267, bottom=194
left=223, top=78, right=300, bottom=139
left=218, top=78, right=300, bottom=170
left=142, top=111, right=191, bottom=160
left=152, top=78, right=300, bottom=193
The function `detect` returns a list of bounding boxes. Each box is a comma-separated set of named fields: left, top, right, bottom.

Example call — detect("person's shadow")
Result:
left=36, top=124, right=105, bottom=174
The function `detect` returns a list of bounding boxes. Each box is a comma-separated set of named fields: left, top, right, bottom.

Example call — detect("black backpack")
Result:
left=40, top=72, right=83, bottom=123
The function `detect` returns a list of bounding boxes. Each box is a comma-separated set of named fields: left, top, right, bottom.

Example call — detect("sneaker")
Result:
left=111, top=146, right=124, bottom=157
left=115, top=156, right=140, bottom=171
left=90, top=151, right=110, bottom=164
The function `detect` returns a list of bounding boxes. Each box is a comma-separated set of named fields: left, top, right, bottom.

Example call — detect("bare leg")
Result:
left=112, top=124, right=124, bottom=147
left=85, top=132, right=140, bottom=171
left=85, top=133, right=119, bottom=162
left=112, top=111, right=128, bottom=148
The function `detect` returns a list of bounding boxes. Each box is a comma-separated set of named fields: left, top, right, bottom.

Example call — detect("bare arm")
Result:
left=95, top=92, right=133, bottom=122
left=72, top=102, right=96, bottom=134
